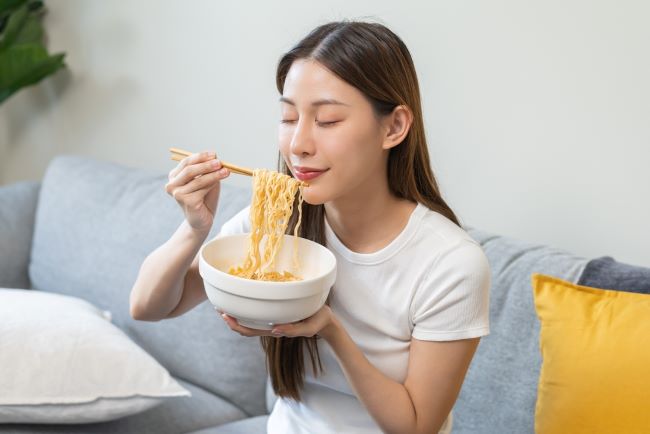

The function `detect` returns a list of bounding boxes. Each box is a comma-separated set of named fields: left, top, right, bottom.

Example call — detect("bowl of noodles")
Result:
left=198, top=167, right=336, bottom=329
left=199, top=233, right=336, bottom=330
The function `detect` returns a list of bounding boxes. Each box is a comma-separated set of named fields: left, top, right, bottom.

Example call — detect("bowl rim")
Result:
left=198, top=233, right=337, bottom=299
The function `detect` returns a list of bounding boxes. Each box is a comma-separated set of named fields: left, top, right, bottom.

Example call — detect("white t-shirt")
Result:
left=216, top=202, right=491, bottom=434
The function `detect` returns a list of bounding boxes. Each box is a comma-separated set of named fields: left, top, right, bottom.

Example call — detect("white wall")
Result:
left=1, top=0, right=648, bottom=267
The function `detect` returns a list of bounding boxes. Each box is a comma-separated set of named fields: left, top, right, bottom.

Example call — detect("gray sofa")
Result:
left=1, top=155, right=648, bottom=434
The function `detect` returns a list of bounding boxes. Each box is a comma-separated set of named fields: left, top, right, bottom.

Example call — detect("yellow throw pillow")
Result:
left=532, top=273, right=650, bottom=434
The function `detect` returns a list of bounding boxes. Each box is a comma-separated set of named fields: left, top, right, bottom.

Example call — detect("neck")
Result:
left=324, top=173, right=417, bottom=254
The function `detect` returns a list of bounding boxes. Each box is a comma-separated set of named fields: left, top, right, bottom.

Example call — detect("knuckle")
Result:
left=186, top=165, right=200, bottom=177
left=200, top=172, right=215, bottom=183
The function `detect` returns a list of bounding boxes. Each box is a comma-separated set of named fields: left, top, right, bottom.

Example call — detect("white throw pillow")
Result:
left=0, top=288, right=191, bottom=424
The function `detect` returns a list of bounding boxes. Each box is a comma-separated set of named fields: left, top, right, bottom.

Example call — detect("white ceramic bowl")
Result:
left=199, top=233, right=337, bottom=330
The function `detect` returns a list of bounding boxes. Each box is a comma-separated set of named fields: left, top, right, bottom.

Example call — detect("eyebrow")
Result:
left=279, top=96, right=350, bottom=107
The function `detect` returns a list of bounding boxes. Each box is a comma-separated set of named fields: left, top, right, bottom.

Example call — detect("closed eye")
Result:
left=280, top=119, right=297, bottom=124
left=316, top=120, right=340, bottom=127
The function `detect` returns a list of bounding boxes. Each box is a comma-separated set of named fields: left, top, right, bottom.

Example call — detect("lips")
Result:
left=293, top=166, right=328, bottom=182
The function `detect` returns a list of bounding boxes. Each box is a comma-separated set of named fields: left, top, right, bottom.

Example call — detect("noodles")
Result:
left=228, top=169, right=305, bottom=281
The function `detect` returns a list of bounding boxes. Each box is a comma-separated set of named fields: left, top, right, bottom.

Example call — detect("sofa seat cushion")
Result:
left=185, top=415, right=268, bottom=434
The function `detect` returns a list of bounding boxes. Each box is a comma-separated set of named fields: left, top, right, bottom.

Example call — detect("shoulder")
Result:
left=417, top=205, right=476, bottom=247
left=411, top=206, right=491, bottom=290
left=431, top=239, right=490, bottom=282
left=410, top=206, right=486, bottom=267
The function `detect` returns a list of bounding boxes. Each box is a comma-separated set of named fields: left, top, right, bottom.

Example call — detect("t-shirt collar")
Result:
left=324, top=203, right=426, bottom=265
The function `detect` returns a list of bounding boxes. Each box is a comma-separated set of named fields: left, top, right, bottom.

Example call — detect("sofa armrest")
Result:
left=0, top=181, right=40, bottom=289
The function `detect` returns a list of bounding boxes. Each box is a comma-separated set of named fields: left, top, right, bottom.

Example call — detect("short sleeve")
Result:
left=410, top=239, right=491, bottom=341
left=210, top=205, right=251, bottom=241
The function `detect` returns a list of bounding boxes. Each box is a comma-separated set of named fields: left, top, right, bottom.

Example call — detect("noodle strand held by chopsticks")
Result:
left=228, top=169, right=304, bottom=281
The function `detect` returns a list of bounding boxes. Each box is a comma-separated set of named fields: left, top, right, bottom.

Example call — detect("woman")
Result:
left=131, top=20, right=491, bottom=434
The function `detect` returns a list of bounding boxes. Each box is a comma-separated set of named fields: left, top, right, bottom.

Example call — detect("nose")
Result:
left=290, top=119, right=316, bottom=157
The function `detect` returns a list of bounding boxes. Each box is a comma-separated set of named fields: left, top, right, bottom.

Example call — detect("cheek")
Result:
left=278, top=130, right=293, bottom=169
left=300, top=130, right=376, bottom=204
left=325, top=123, right=380, bottom=175
left=278, top=127, right=291, bottom=153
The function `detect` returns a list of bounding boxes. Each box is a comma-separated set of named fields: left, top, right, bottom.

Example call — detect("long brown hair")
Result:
left=260, top=20, right=461, bottom=401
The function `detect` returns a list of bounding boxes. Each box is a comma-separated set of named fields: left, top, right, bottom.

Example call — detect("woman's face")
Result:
left=279, top=59, right=388, bottom=205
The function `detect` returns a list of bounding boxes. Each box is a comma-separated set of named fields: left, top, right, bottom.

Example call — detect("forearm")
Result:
left=129, top=219, right=208, bottom=320
left=321, top=318, right=437, bottom=434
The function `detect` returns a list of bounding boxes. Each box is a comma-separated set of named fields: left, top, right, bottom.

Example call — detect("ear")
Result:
left=381, top=105, right=413, bottom=150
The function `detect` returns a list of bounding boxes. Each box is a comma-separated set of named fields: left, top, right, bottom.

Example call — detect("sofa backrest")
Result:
left=452, top=226, right=588, bottom=434
left=29, top=155, right=267, bottom=417
left=0, top=180, right=40, bottom=290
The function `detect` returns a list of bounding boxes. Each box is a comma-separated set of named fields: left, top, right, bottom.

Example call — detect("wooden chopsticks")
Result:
left=169, top=147, right=309, bottom=187
left=169, top=147, right=253, bottom=177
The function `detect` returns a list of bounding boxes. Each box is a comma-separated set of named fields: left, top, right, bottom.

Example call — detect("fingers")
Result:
left=215, top=309, right=318, bottom=338
left=166, top=152, right=221, bottom=192
left=169, top=151, right=215, bottom=180
left=172, top=167, right=230, bottom=198
left=165, top=154, right=230, bottom=198
left=170, top=157, right=222, bottom=189
left=219, top=312, right=269, bottom=337
left=271, top=321, right=313, bottom=338
left=271, top=307, right=331, bottom=338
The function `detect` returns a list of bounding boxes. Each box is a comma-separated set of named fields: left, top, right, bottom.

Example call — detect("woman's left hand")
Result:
left=218, top=305, right=336, bottom=339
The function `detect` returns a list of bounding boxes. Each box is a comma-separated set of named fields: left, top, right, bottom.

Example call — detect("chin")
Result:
left=301, top=187, right=329, bottom=206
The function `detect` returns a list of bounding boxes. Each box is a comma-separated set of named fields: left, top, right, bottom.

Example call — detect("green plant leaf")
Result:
left=0, top=3, right=28, bottom=50
left=13, top=13, right=41, bottom=44
left=27, top=1, right=43, bottom=12
left=0, top=0, right=27, bottom=18
left=0, top=44, right=65, bottom=103
left=0, top=1, right=66, bottom=106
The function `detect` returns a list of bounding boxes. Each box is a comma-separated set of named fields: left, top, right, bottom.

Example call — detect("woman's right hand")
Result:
left=165, top=151, right=230, bottom=233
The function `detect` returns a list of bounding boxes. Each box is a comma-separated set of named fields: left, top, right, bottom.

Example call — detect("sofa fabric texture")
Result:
left=0, top=181, right=40, bottom=289
left=577, top=255, right=650, bottom=294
